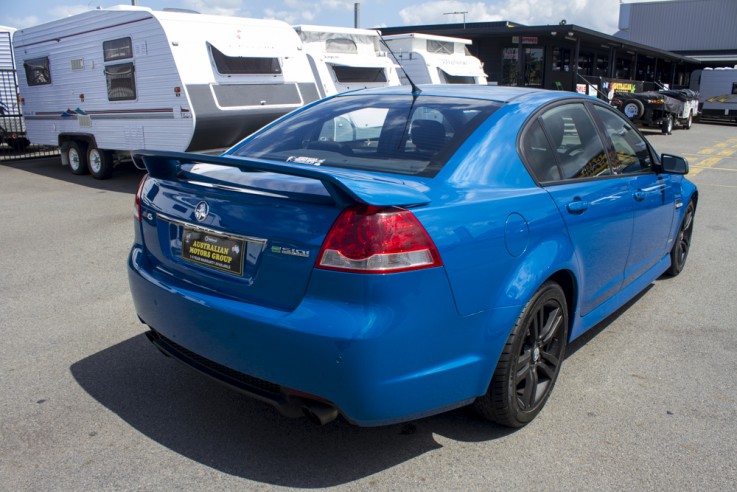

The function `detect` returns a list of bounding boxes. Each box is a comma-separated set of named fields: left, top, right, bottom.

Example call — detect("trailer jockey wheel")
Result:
left=67, top=141, right=89, bottom=175
left=88, top=146, right=114, bottom=180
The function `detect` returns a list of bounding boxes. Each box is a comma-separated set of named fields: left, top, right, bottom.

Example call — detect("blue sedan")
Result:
left=128, top=85, right=697, bottom=427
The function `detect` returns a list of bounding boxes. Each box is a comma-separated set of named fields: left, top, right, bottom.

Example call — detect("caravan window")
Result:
left=24, top=57, right=51, bottom=86
left=210, top=45, right=282, bottom=75
left=438, top=69, right=475, bottom=84
left=427, top=40, right=454, bottom=55
left=105, top=62, right=136, bottom=101
left=103, top=38, right=132, bottom=61
left=326, top=38, right=358, bottom=54
left=331, top=66, right=387, bottom=83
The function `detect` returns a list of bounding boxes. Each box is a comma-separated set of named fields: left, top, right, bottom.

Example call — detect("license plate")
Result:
left=181, top=227, right=246, bottom=276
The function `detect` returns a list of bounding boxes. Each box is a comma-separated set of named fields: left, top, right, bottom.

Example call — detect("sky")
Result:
left=1, top=0, right=668, bottom=35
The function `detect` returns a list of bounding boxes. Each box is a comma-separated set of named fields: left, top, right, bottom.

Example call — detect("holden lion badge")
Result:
left=194, top=201, right=209, bottom=222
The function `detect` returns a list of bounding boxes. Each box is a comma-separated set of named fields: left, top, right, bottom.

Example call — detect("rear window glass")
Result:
left=228, top=94, right=500, bottom=177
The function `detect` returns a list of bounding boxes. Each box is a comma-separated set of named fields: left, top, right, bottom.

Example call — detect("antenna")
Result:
left=378, top=33, right=422, bottom=96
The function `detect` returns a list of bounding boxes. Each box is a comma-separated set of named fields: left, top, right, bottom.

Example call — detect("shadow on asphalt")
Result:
left=69, top=280, right=658, bottom=486
left=70, top=333, right=515, bottom=487
left=1, top=156, right=144, bottom=194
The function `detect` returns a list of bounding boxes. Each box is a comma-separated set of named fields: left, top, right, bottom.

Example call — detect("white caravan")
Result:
left=0, top=25, right=29, bottom=151
left=382, top=33, right=487, bottom=85
left=294, top=25, right=401, bottom=98
left=13, top=6, right=319, bottom=178
left=690, top=67, right=737, bottom=124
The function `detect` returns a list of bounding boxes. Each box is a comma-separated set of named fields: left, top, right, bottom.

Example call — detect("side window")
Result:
left=210, top=45, right=282, bottom=75
left=521, top=120, right=561, bottom=182
left=104, top=38, right=136, bottom=101
left=539, top=103, right=611, bottom=179
left=594, top=105, right=653, bottom=174
left=103, top=37, right=132, bottom=62
left=105, top=63, right=136, bottom=101
left=24, top=57, right=51, bottom=86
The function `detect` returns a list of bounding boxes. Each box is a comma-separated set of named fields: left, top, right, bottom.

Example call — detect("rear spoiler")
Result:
left=132, top=150, right=431, bottom=208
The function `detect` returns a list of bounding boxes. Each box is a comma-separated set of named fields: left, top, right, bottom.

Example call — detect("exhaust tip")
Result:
left=302, top=402, right=339, bottom=426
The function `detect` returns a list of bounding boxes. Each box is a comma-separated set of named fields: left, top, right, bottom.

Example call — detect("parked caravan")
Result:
left=13, top=6, right=319, bottom=179
left=294, top=25, right=401, bottom=98
left=0, top=25, right=29, bottom=151
left=690, top=68, right=737, bottom=124
left=382, top=33, right=487, bottom=85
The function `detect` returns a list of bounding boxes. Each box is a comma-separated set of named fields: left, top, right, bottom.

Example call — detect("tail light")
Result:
left=134, top=174, right=148, bottom=221
left=317, top=205, right=442, bottom=274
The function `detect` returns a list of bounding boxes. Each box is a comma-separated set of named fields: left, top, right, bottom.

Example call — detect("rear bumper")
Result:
left=128, top=245, right=517, bottom=426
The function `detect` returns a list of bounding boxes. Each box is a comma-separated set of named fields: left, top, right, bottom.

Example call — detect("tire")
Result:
left=661, top=114, right=673, bottom=135
left=8, top=137, right=30, bottom=152
left=665, top=200, right=695, bottom=277
left=622, top=99, right=645, bottom=120
left=475, top=281, right=568, bottom=427
left=67, top=141, right=89, bottom=175
left=87, top=146, right=114, bottom=180
left=684, top=111, right=693, bottom=130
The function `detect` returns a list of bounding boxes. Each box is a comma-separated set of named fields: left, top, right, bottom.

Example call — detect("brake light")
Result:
left=134, top=174, right=148, bottom=221
left=317, top=205, right=442, bottom=273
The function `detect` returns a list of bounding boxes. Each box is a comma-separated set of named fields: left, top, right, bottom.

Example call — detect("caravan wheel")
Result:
left=88, top=146, right=114, bottom=180
left=68, top=142, right=89, bottom=175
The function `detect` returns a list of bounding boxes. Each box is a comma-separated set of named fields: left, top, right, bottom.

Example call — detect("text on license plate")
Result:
left=181, top=227, right=246, bottom=276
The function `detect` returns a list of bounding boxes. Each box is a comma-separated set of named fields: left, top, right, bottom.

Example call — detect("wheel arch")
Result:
left=547, top=269, right=578, bottom=341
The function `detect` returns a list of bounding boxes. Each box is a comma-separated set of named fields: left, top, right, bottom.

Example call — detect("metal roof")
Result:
left=380, top=21, right=700, bottom=65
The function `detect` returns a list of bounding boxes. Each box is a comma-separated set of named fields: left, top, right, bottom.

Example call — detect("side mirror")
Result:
left=661, top=153, right=689, bottom=175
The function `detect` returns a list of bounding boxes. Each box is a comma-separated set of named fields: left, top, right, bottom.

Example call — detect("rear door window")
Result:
left=539, top=103, right=611, bottom=179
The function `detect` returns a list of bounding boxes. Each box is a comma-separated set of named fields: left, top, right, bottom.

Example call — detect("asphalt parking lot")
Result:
left=1, top=121, right=736, bottom=490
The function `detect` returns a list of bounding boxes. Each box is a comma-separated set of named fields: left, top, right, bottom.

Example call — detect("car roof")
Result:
left=333, top=84, right=593, bottom=105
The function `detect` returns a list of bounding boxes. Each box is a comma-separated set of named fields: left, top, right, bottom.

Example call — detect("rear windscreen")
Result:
left=229, top=94, right=500, bottom=177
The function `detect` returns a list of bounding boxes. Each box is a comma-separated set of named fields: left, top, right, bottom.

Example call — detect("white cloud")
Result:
left=321, top=0, right=354, bottom=11
left=0, top=15, right=41, bottom=29
left=182, top=0, right=243, bottom=16
left=48, top=5, right=94, bottom=19
left=398, top=0, right=620, bottom=34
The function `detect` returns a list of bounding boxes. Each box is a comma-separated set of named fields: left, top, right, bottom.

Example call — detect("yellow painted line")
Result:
left=698, top=148, right=716, bottom=155
left=719, top=149, right=736, bottom=157
left=698, top=157, right=723, bottom=167
left=689, top=156, right=723, bottom=177
left=691, top=165, right=737, bottom=172
left=715, top=142, right=729, bottom=148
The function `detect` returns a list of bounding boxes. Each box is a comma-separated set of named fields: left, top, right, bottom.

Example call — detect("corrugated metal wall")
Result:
left=620, top=0, right=737, bottom=51
left=0, top=29, right=14, bottom=69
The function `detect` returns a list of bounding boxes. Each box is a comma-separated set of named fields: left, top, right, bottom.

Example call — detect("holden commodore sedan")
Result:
left=128, top=85, right=697, bottom=427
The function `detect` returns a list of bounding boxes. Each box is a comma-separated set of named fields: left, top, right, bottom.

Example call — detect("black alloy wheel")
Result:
left=475, top=281, right=568, bottom=427
left=666, top=200, right=695, bottom=276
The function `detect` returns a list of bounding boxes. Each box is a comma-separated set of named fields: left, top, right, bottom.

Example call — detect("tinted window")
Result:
left=24, top=57, right=51, bottom=86
left=331, top=66, right=387, bottom=83
left=594, top=105, right=653, bottom=174
left=539, top=103, right=610, bottom=180
left=230, top=95, right=500, bottom=177
left=521, top=120, right=560, bottom=182
left=105, top=62, right=136, bottom=101
left=103, top=37, right=132, bottom=62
